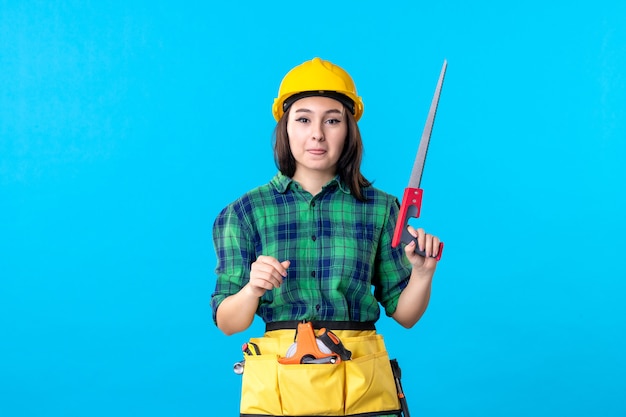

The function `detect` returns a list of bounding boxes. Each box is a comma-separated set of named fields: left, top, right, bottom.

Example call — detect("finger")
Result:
left=279, top=260, right=291, bottom=277
left=252, top=257, right=291, bottom=288
left=404, top=239, right=417, bottom=257
left=250, top=272, right=282, bottom=290
left=251, top=262, right=282, bottom=288
left=416, top=228, right=426, bottom=253
left=422, top=234, right=432, bottom=258
left=405, top=225, right=422, bottom=253
left=250, top=276, right=278, bottom=291
left=431, top=236, right=441, bottom=258
left=258, top=255, right=289, bottom=278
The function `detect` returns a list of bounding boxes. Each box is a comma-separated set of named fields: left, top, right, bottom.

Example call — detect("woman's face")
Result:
left=286, top=96, right=348, bottom=181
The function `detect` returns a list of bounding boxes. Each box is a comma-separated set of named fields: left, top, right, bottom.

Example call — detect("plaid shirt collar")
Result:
left=271, top=171, right=351, bottom=195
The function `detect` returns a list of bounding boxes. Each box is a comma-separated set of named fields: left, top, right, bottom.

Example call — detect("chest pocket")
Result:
left=327, top=223, right=378, bottom=271
left=327, top=221, right=376, bottom=247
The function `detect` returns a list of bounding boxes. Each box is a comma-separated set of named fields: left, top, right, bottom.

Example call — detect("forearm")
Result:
left=215, top=284, right=260, bottom=336
left=392, top=268, right=433, bottom=328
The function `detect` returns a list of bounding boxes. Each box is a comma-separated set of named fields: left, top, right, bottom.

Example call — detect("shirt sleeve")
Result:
left=373, top=196, right=412, bottom=316
left=210, top=199, right=257, bottom=325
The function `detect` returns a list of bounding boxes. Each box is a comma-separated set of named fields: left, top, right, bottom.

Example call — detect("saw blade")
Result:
left=408, top=60, right=447, bottom=188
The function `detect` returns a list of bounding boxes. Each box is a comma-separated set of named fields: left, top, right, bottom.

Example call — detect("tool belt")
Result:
left=265, top=320, right=376, bottom=332
left=237, top=321, right=402, bottom=417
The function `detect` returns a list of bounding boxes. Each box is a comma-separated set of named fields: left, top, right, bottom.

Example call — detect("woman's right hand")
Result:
left=247, top=255, right=290, bottom=297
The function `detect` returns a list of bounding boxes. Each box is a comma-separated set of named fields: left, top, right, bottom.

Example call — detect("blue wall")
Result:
left=1, top=1, right=624, bottom=416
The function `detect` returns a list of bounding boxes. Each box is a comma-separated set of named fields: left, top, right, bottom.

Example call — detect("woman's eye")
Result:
left=326, top=118, right=341, bottom=125
left=296, top=117, right=309, bottom=123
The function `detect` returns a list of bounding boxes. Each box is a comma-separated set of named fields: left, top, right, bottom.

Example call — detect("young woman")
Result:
left=211, top=57, right=441, bottom=417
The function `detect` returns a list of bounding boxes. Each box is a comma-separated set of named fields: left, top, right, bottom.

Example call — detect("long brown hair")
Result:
left=273, top=106, right=371, bottom=201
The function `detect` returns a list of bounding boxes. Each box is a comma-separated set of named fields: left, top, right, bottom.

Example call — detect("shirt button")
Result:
left=315, top=304, right=321, bottom=311
left=311, top=202, right=316, bottom=207
left=311, top=235, right=316, bottom=242
left=311, top=271, right=316, bottom=278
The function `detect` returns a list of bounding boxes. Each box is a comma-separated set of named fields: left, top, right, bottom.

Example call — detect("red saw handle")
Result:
left=392, top=187, right=444, bottom=261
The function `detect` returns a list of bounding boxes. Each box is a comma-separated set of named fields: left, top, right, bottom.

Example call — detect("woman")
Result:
left=211, top=57, right=441, bottom=417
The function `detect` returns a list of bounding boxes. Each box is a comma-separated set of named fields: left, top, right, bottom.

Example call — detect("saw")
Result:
left=391, top=60, right=447, bottom=261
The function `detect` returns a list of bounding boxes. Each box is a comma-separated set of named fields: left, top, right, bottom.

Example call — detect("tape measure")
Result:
left=278, top=322, right=351, bottom=365
left=317, top=328, right=352, bottom=361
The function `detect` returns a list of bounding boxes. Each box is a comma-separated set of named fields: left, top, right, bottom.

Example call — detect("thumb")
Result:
left=281, top=260, right=291, bottom=269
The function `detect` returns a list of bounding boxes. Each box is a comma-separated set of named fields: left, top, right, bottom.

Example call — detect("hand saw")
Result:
left=391, top=60, right=447, bottom=261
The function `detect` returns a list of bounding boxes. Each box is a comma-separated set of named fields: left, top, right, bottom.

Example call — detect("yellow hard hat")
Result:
left=272, top=57, right=364, bottom=122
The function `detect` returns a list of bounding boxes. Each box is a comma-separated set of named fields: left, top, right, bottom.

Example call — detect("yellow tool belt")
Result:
left=239, top=322, right=402, bottom=417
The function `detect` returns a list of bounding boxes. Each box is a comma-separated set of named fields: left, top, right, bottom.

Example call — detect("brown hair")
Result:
left=273, top=106, right=371, bottom=201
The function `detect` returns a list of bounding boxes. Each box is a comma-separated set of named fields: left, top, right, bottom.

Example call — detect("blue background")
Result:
left=1, top=1, right=624, bottom=416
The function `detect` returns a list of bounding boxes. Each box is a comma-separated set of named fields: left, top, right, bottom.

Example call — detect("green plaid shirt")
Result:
left=211, top=172, right=411, bottom=325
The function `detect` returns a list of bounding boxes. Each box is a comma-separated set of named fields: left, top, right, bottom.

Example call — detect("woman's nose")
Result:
left=311, top=123, right=324, bottom=141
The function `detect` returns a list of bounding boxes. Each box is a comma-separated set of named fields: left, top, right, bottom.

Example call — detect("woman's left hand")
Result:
left=404, top=226, right=441, bottom=271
